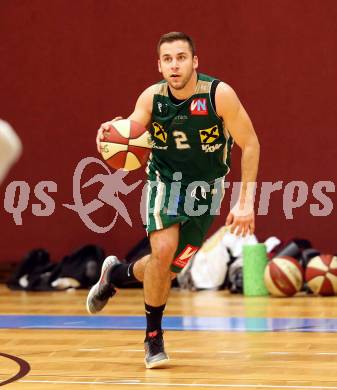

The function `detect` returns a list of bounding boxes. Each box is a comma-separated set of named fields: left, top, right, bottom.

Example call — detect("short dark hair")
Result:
left=157, top=32, right=196, bottom=56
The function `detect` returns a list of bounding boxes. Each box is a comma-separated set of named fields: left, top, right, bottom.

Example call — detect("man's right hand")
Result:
left=96, top=116, right=123, bottom=153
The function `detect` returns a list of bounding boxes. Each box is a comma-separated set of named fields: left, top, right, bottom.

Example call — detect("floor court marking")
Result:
left=77, top=348, right=102, bottom=351
left=119, top=349, right=337, bottom=358
left=0, top=352, right=31, bottom=386
left=1, top=315, right=337, bottom=332
left=15, top=347, right=337, bottom=357
left=18, top=379, right=337, bottom=389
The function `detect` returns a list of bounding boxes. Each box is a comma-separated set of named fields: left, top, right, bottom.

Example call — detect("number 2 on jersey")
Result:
left=173, top=130, right=191, bottom=150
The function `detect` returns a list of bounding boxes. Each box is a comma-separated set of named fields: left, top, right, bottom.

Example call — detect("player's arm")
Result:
left=128, top=85, right=155, bottom=126
left=95, top=85, right=155, bottom=153
left=215, top=82, right=260, bottom=236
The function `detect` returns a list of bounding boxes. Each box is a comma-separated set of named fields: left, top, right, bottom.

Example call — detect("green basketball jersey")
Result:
left=147, top=73, right=233, bottom=184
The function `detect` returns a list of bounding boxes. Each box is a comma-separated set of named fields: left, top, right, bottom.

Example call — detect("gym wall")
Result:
left=0, top=0, right=336, bottom=263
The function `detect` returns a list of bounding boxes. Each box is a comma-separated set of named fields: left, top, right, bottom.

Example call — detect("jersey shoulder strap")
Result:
left=210, top=79, right=221, bottom=112
left=153, top=80, right=168, bottom=97
left=195, top=73, right=221, bottom=112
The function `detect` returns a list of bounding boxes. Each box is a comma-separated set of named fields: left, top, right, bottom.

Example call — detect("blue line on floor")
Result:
left=1, top=315, right=337, bottom=332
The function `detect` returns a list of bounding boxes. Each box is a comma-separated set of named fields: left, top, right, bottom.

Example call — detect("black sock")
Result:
left=107, top=261, right=138, bottom=288
left=145, top=303, right=166, bottom=335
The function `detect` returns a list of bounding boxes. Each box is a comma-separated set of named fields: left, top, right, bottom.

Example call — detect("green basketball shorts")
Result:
left=144, top=171, right=226, bottom=273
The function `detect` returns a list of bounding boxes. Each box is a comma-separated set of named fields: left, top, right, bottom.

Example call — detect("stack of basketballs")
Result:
left=264, top=240, right=337, bottom=297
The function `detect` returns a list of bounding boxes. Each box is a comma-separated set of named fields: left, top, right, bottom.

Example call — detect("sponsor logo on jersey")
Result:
left=199, top=125, right=220, bottom=144
left=172, top=115, right=188, bottom=125
left=150, top=141, right=168, bottom=150
left=202, top=143, right=222, bottom=153
left=152, top=122, right=167, bottom=143
left=172, top=244, right=199, bottom=269
left=156, top=101, right=169, bottom=116
left=175, top=115, right=188, bottom=120
left=190, top=98, right=208, bottom=115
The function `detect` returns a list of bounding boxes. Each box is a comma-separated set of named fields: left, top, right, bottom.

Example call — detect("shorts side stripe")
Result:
left=145, top=180, right=151, bottom=229
left=153, top=171, right=164, bottom=230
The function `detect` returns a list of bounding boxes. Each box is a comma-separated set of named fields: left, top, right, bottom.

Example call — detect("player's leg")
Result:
left=142, top=215, right=214, bottom=368
left=139, top=176, right=185, bottom=368
left=86, top=176, right=184, bottom=314
left=86, top=255, right=119, bottom=314
left=143, top=224, right=179, bottom=368
left=86, top=246, right=176, bottom=315
left=86, top=177, right=223, bottom=314
left=103, top=248, right=178, bottom=284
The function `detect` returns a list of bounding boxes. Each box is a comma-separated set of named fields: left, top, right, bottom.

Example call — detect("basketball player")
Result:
left=87, top=32, right=260, bottom=368
left=0, top=119, right=22, bottom=184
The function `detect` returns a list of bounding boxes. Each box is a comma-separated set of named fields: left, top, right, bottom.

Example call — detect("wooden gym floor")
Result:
left=1, top=284, right=337, bottom=389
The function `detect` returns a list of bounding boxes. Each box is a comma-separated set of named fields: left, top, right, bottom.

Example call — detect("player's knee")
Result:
left=151, top=241, right=176, bottom=266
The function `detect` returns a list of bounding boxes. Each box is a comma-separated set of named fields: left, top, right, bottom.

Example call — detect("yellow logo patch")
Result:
left=152, top=122, right=167, bottom=143
left=199, top=125, right=219, bottom=144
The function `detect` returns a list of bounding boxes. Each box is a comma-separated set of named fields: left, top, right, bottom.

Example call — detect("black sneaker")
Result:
left=144, top=330, right=169, bottom=368
left=86, top=256, right=120, bottom=314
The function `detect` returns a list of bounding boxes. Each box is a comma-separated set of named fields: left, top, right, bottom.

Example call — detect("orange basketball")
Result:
left=305, top=254, right=337, bottom=296
left=100, top=119, right=151, bottom=171
left=264, top=256, right=304, bottom=297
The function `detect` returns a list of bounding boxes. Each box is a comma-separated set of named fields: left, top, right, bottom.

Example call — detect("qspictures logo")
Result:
left=3, top=157, right=141, bottom=233
left=1, top=156, right=336, bottom=233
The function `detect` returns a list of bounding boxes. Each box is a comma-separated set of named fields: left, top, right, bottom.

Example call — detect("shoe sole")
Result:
left=86, top=256, right=119, bottom=314
left=145, top=356, right=170, bottom=369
